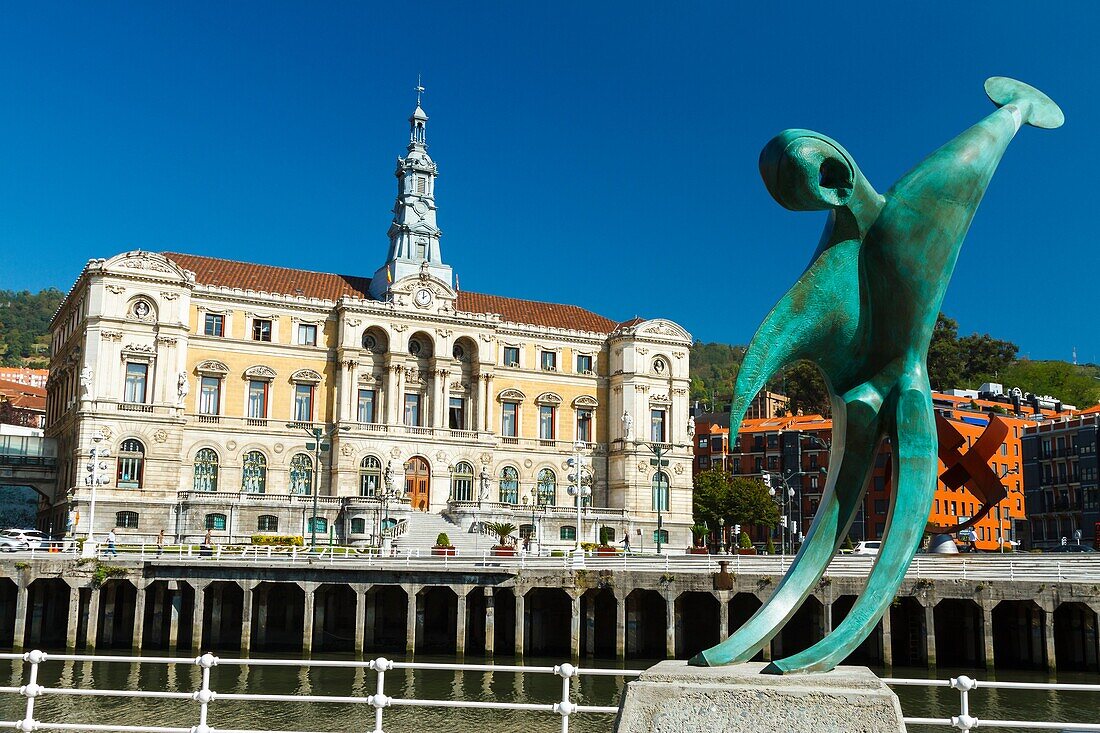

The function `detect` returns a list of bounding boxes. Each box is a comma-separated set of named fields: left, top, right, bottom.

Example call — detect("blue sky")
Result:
left=0, top=2, right=1094, bottom=361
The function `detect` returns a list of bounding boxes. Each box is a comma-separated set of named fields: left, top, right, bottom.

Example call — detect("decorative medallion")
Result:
left=98, top=427, right=113, bottom=441
left=274, top=443, right=284, bottom=454
left=480, top=452, right=491, bottom=465
left=226, top=440, right=237, bottom=451
left=390, top=447, right=401, bottom=458
left=153, top=430, right=168, bottom=444
left=131, top=300, right=153, bottom=320
left=638, top=461, right=649, bottom=473
left=674, top=464, right=685, bottom=475
left=436, top=450, right=447, bottom=462
left=524, top=459, right=533, bottom=468
left=341, top=444, right=354, bottom=457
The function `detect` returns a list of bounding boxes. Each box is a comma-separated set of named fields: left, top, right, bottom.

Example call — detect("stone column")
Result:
left=191, top=583, right=206, bottom=652
left=66, top=584, right=80, bottom=650
left=302, top=583, right=316, bottom=655
left=924, top=601, right=936, bottom=668
left=86, top=587, right=101, bottom=651
left=12, top=582, right=28, bottom=651
left=391, top=365, right=405, bottom=425
left=475, top=371, right=487, bottom=432
left=822, top=599, right=833, bottom=635
left=585, top=593, right=596, bottom=657
left=455, top=588, right=467, bottom=656
left=1040, top=600, right=1057, bottom=673
left=240, top=583, right=254, bottom=654
left=981, top=602, right=995, bottom=670
left=167, top=583, right=181, bottom=651
left=716, top=591, right=729, bottom=640
left=514, top=590, right=525, bottom=657
left=484, top=587, right=495, bottom=657
left=615, top=591, right=626, bottom=661
left=131, top=582, right=147, bottom=650
left=406, top=586, right=418, bottom=654
left=354, top=585, right=367, bottom=656
left=665, top=594, right=676, bottom=659
left=570, top=593, right=582, bottom=660
left=881, top=604, right=893, bottom=667
left=484, top=374, right=495, bottom=435
left=434, top=370, right=449, bottom=428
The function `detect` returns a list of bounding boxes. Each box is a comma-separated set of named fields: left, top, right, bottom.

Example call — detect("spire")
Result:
left=370, top=80, right=453, bottom=300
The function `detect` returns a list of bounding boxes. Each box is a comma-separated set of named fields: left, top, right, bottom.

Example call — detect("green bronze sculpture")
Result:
left=690, top=77, right=1063, bottom=674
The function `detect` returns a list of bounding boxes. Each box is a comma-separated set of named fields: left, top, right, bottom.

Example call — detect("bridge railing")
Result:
left=1, top=651, right=1098, bottom=732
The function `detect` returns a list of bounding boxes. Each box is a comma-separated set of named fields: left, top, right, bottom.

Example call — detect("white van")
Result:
left=852, top=540, right=881, bottom=556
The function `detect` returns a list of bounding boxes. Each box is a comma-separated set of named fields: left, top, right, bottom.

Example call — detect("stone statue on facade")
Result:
left=691, top=77, right=1063, bottom=675
left=621, top=410, right=633, bottom=441
left=176, top=371, right=189, bottom=406
left=687, top=415, right=696, bottom=438
left=79, top=367, right=94, bottom=401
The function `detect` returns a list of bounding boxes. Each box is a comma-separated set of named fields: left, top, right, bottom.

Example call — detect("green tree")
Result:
left=927, top=313, right=964, bottom=389
left=688, top=341, right=746, bottom=408
left=0, top=288, right=65, bottom=367
left=693, top=468, right=779, bottom=530
left=773, top=360, right=831, bottom=417
left=958, top=332, right=1018, bottom=382
left=1000, top=360, right=1100, bottom=409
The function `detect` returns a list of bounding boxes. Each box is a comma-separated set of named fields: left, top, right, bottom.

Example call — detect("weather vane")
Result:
left=415, top=74, right=425, bottom=106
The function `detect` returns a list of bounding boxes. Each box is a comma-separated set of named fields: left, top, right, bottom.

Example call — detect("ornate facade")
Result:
left=44, top=95, right=693, bottom=552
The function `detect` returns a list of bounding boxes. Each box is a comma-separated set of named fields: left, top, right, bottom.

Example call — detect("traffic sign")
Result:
left=649, top=459, right=669, bottom=466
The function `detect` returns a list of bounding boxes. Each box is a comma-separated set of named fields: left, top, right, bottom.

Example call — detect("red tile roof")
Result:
left=0, top=380, right=47, bottom=399
left=164, top=252, right=619, bottom=333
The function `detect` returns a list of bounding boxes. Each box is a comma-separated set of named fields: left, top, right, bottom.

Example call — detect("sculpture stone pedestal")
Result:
left=612, top=661, right=906, bottom=733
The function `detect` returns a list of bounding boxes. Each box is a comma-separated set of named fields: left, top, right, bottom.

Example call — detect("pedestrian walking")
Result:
left=106, top=529, right=117, bottom=557
left=156, top=529, right=165, bottom=557
left=622, top=534, right=631, bottom=554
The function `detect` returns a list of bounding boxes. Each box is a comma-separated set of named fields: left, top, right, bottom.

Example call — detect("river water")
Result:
left=1, top=654, right=1097, bottom=733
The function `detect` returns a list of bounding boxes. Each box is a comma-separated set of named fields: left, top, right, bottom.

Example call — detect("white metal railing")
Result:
left=1, top=652, right=1098, bottom=732
left=382, top=518, right=409, bottom=539
left=0, top=651, right=636, bottom=733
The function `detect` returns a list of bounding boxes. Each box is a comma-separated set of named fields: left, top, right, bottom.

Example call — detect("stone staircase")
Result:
left=393, top=511, right=488, bottom=556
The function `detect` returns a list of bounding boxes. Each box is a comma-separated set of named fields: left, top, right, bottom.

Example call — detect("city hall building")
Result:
left=43, top=96, right=694, bottom=552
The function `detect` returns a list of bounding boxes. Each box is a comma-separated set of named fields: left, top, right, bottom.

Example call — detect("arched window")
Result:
left=519, top=523, right=536, bottom=540
left=307, top=516, right=327, bottom=533
left=652, top=471, right=670, bottom=512
left=653, top=529, right=669, bottom=545
left=499, top=466, right=519, bottom=504
left=193, top=448, right=219, bottom=492
left=257, top=515, right=278, bottom=532
left=289, top=453, right=314, bottom=495
left=560, top=526, right=576, bottom=541
left=450, top=461, right=475, bottom=502
left=116, top=439, right=145, bottom=489
left=537, top=468, right=556, bottom=506
left=242, top=451, right=267, bottom=494
left=350, top=517, right=367, bottom=534
left=359, top=455, right=382, bottom=497
left=205, top=513, right=227, bottom=531
left=115, top=511, right=139, bottom=529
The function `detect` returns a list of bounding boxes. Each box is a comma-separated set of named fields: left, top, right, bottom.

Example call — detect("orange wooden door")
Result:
left=405, top=456, right=430, bottom=511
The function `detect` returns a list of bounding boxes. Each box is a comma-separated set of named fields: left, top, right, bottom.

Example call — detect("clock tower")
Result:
left=370, top=82, right=454, bottom=300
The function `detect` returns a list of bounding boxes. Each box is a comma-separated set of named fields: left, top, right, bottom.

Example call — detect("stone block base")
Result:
left=612, top=661, right=906, bottom=733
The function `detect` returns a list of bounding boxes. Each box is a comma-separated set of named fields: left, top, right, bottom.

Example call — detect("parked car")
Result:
left=1, top=529, right=47, bottom=549
left=852, top=540, right=881, bottom=556
left=1047, top=544, right=1097, bottom=553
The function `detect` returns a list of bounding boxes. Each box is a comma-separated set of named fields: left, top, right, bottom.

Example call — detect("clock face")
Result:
left=414, top=288, right=432, bottom=307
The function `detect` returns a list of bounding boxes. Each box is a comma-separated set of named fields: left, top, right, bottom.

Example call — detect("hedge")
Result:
left=251, top=534, right=304, bottom=547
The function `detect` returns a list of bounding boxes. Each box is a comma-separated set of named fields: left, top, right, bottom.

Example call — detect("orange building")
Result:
left=692, top=391, right=1046, bottom=551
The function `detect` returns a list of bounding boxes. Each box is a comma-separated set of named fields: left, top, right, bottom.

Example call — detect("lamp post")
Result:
left=641, top=441, right=671, bottom=554
left=476, top=467, right=491, bottom=554
left=81, top=434, right=111, bottom=558
left=286, top=422, right=350, bottom=550
left=718, top=517, right=726, bottom=554
left=380, top=461, right=397, bottom=549
left=568, top=442, right=593, bottom=564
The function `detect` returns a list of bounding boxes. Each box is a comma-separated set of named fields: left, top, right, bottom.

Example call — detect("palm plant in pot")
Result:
left=432, top=532, right=456, bottom=557
left=688, top=523, right=710, bottom=554
left=485, top=522, right=518, bottom=556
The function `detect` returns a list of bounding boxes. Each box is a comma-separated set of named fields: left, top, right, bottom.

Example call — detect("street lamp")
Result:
left=765, top=474, right=795, bottom=555
left=639, top=440, right=671, bottom=554
left=567, top=442, right=593, bottom=564
left=379, top=461, right=399, bottom=550
left=718, top=517, right=726, bottom=554
left=81, top=434, right=111, bottom=558
left=286, top=422, right=350, bottom=550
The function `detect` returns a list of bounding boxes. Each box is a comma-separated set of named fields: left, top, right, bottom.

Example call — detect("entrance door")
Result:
left=405, top=456, right=431, bottom=511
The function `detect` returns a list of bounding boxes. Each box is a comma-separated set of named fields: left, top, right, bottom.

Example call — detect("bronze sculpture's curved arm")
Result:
left=692, top=78, right=1062, bottom=674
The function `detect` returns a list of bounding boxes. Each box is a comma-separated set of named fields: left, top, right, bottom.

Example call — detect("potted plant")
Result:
left=596, top=526, right=619, bottom=556
left=737, top=531, right=757, bottom=555
left=764, top=536, right=776, bottom=556
left=688, top=524, right=710, bottom=554
left=486, top=521, right=518, bottom=557
left=431, top=532, right=456, bottom=557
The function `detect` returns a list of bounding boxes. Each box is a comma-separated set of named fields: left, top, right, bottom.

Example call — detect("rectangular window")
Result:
left=501, top=402, right=518, bottom=437
left=449, top=397, right=466, bottom=430
left=203, top=313, right=224, bottom=337
left=297, top=323, right=317, bottom=346
left=576, top=409, right=592, bottom=442
left=199, top=376, right=221, bottom=415
left=252, top=318, right=272, bottom=342
left=247, top=380, right=269, bottom=419
left=540, top=351, right=556, bottom=371
left=357, top=389, right=376, bottom=423
left=698, top=437, right=709, bottom=448
left=503, top=346, right=520, bottom=367
left=293, top=384, right=314, bottom=422
left=539, top=405, right=556, bottom=440
left=650, top=409, right=666, bottom=443
left=576, top=354, right=593, bottom=373
left=404, top=393, right=421, bottom=426
left=124, top=362, right=148, bottom=403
